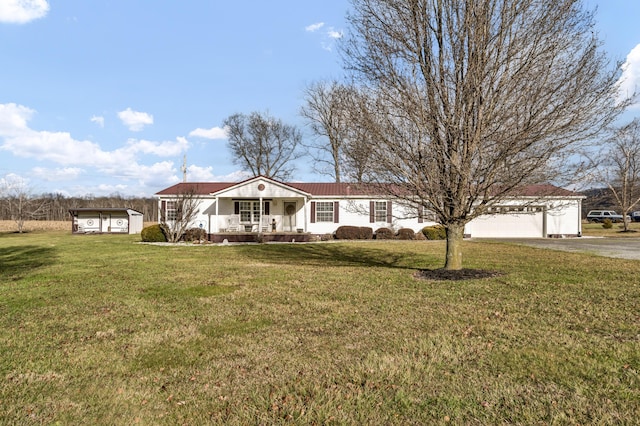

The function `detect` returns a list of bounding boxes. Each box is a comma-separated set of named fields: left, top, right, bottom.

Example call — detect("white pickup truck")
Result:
left=586, top=210, right=626, bottom=223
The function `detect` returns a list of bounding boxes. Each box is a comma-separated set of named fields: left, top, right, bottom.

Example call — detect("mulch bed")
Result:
left=414, top=268, right=504, bottom=281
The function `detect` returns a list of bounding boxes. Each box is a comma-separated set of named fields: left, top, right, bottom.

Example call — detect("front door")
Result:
left=283, top=202, right=296, bottom=232
left=101, top=214, right=111, bottom=232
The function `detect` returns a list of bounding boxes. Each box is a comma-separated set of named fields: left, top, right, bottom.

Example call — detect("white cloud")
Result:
left=617, top=43, right=640, bottom=109
left=0, top=103, right=35, bottom=136
left=90, top=115, right=104, bottom=128
left=121, top=137, right=189, bottom=157
left=189, top=126, right=228, bottom=139
left=187, top=164, right=216, bottom=181
left=117, top=107, right=153, bottom=131
left=306, top=22, right=343, bottom=51
left=0, top=172, right=29, bottom=190
left=0, top=0, right=49, bottom=24
left=305, top=22, right=324, bottom=32
left=327, top=28, right=343, bottom=39
left=32, top=166, right=84, bottom=181
left=0, top=103, right=189, bottom=192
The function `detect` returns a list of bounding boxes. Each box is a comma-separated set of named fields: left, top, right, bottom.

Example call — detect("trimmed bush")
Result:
left=422, top=225, right=447, bottom=240
left=184, top=227, right=207, bottom=242
left=320, top=233, right=333, bottom=241
left=335, top=226, right=359, bottom=239
left=335, top=226, right=374, bottom=240
left=141, top=224, right=167, bottom=242
left=357, top=227, right=374, bottom=240
left=375, top=227, right=395, bottom=240
left=396, top=228, right=416, bottom=240
left=602, top=218, right=613, bottom=229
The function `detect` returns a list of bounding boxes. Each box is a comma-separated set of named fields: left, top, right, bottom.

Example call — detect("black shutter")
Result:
left=334, top=201, right=339, bottom=223
left=387, top=201, right=393, bottom=223
left=234, top=202, right=239, bottom=215
left=310, top=201, right=316, bottom=223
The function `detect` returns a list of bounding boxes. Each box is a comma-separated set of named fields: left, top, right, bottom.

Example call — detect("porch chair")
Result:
left=261, top=215, right=271, bottom=232
left=227, top=215, right=240, bottom=232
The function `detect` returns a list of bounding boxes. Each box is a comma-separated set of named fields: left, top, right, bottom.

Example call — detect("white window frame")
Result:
left=166, top=201, right=177, bottom=221
left=374, top=201, right=387, bottom=222
left=316, top=201, right=334, bottom=222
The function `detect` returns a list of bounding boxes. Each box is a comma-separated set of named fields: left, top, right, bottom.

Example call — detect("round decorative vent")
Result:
left=258, top=184, right=265, bottom=191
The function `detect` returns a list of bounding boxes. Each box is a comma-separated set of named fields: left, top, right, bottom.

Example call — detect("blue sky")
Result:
left=0, top=0, right=639, bottom=197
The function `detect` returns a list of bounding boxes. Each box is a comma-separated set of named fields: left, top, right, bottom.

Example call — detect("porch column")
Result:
left=303, top=196, right=308, bottom=232
left=215, top=197, right=219, bottom=232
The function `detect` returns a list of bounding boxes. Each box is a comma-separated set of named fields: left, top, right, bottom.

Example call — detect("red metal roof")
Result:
left=155, top=179, right=580, bottom=198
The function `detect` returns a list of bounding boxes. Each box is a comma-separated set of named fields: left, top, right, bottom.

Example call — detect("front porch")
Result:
left=209, top=230, right=311, bottom=243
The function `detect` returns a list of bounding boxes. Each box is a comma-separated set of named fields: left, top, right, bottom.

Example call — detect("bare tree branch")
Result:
left=160, top=187, right=200, bottom=243
left=342, top=0, right=627, bottom=269
left=223, top=111, right=303, bottom=181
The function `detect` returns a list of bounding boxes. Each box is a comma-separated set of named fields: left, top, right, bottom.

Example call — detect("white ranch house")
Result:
left=155, top=176, right=583, bottom=242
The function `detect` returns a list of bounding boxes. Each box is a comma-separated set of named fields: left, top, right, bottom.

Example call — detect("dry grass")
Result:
left=0, top=220, right=70, bottom=232
left=582, top=221, right=640, bottom=237
left=1, top=231, right=638, bottom=424
left=0, top=221, right=157, bottom=233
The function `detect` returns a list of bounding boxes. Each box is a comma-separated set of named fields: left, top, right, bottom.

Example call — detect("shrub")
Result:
left=320, top=233, right=333, bottom=241
left=335, top=226, right=373, bottom=240
left=184, top=227, right=207, bottom=242
left=375, top=227, right=395, bottom=240
left=141, top=224, right=167, bottom=242
left=357, top=227, right=374, bottom=240
left=602, top=218, right=613, bottom=229
left=396, top=228, right=416, bottom=240
left=422, top=225, right=447, bottom=240
left=335, top=226, right=358, bottom=239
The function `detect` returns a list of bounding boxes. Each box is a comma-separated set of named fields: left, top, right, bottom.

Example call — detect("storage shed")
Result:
left=69, top=208, right=144, bottom=234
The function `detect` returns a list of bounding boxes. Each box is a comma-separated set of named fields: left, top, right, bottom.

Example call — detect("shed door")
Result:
left=101, top=214, right=111, bottom=232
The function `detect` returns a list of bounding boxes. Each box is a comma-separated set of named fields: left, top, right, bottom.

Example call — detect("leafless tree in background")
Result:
left=0, top=175, right=49, bottom=233
left=159, top=187, right=200, bottom=243
left=601, top=118, right=640, bottom=231
left=223, top=111, right=303, bottom=181
left=301, top=80, right=351, bottom=182
left=301, top=81, right=377, bottom=183
left=342, top=0, right=626, bottom=270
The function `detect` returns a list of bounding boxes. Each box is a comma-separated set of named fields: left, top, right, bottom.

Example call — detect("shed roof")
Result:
left=69, top=208, right=143, bottom=215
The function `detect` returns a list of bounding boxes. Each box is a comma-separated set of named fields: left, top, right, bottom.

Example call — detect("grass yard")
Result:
left=582, top=221, right=640, bottom=237
left=1, top=231, right=638, bottom=424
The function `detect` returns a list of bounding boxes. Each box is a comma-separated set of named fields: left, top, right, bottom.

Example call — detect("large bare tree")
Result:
left=301, top=81, right=375, bottom=183
left=342, top=0, right=625, bottom=270
left=301, top=80, right=350, bottom=182
left=602, top=118, right=640, bottom=231
left=223, top=111, right=303, bottom=181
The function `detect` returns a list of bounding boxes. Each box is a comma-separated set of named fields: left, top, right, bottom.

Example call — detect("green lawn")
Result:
left=1, top=231, right=638, bottom=424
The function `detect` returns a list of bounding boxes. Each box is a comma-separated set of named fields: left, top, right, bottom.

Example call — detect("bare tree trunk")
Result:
left=445, top=224, right=464, bottom=270
left=339, top=0, right=624, bottom=270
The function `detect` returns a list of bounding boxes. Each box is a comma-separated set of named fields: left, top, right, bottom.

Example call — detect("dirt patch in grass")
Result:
left=414, top=268, right=504, bottom=281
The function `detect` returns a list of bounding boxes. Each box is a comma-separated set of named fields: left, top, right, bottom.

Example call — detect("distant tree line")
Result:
left=0, top=192, right=158, bottom=222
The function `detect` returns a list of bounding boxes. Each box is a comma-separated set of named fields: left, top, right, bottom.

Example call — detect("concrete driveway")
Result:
left=481, top=237, right=640, bottom=260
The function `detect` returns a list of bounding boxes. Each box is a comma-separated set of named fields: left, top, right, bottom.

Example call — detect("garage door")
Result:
left=466, top=211, right=544, bottom=238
